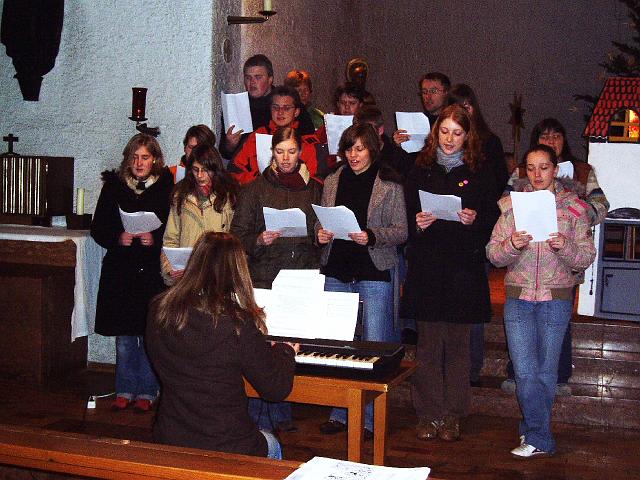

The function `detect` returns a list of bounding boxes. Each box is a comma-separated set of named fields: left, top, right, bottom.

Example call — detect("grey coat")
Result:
left=316, top=164, right=408, bottom=271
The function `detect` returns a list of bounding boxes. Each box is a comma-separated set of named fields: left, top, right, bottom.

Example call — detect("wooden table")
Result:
left=245, top=361, right=417, bottom=466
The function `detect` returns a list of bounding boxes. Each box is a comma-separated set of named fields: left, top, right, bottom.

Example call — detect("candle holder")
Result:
left=128, top=87, right=160, bottom=137
left=227, top=10, right=276, bottom=24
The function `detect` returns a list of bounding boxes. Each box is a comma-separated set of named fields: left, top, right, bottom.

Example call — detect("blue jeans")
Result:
left=248, top=399, right=291, bottom=431
left=504, top=298, right=572, bottom=453
left=260, top=430, right=282, bottom=459
left=324, top=276, right=394, bottom=431
left=115, top=335, right=159, bottom=401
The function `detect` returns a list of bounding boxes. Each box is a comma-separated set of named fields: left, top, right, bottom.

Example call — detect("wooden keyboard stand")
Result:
left=245, top=360, right=417, bottom=465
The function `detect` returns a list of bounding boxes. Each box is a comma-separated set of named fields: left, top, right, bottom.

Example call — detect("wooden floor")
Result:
left=2, top=371, right=640, bottom=480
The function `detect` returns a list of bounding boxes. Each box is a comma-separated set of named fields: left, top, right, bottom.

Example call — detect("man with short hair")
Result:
left=393, top=72, right=451, bottom=147
left=219, top=54, right=274, bottom=159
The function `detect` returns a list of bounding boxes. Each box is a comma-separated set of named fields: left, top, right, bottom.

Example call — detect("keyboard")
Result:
left=267, top=336, right=405, bottom=378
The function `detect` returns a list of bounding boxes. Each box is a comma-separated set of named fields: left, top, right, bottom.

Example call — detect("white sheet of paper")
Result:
left=175, top=165, right=185, bottom=182
left=395, top=112, right=431, bottom=153
left=325, top=114, right=353, bottom=155
left=263, top=207, right=307, bottom=237
left=162, top=247, right=192, bottom=270
left=221, top=91, right=254, bottom=134
left=254, top=270, right=359, bottom=341
left=312, top=204, right=361, bottom=241
left=510, top=190, right=558, bottom=242
left=255, top=133, right=273, bottom=174
left=418, top=190, right=462, bottom=222
left=284, top=456, right=431, bottom=480
left=118, top=208, right=162, bottom=234
left=557, top=161, right=574, bottom=179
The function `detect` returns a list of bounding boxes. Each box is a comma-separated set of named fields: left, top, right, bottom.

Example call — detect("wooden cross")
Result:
left=3, top=134, right=19, bottom=154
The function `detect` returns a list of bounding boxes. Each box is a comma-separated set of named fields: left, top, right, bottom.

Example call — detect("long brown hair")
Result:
left=416, top=104, right=483, bottom=172
left=119, top=133, right=165, bottom=182
left=152, top=232, right=266, bottom=334
left=171, top=144, right=238, bottom=214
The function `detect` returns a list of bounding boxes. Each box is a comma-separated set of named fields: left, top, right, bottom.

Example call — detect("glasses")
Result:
left=539, top=133, right=563, bottom=141
left=271, top=104, right=296, bottom=112
left=420, top=88, right=445, bottom=95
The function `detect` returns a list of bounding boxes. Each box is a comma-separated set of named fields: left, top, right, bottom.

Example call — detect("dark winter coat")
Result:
left=146, top=307, right=295, bottom=457
left=402, top=162, right=498, bottom=323
left=91, top=169, right=173, bottom=336
left=230, top=164, right=322, bottom=288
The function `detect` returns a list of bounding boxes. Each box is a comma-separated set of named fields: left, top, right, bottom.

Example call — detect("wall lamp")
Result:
left=228, top=1, right=276, bottom=24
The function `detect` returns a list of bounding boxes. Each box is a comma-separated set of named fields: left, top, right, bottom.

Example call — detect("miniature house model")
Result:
left=578, top=77, right=640, bottom=321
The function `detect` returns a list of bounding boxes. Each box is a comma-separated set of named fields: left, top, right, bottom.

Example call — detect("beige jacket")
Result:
left=161, top=193, right=234, bottom=284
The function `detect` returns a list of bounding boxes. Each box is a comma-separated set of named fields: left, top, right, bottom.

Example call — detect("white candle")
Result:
left=263, top=0, right=272, bottom=11
left=76, top=188, right=85, bottom=215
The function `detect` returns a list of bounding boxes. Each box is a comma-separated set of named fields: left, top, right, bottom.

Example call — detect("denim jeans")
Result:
left=504, top=298, right=572, bottom=453
left=324, top=276, right=394, bottom=431
left=260, top=430, right=282, bottom=459
left=115, top=335, right=159, bottom=401
left=248, top=399, right=291, bottom=431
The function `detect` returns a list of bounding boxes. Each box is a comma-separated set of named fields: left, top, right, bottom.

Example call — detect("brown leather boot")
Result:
left=416, top=418, right=443, bottom=441
left=438, top=415, right=460, bottom=441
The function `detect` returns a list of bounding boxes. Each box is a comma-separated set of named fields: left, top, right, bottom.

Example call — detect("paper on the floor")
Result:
left=285, top=456, right=430, bottom=480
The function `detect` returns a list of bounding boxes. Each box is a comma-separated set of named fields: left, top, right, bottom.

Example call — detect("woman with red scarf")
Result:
left=231, top=127, right=322, bottom=432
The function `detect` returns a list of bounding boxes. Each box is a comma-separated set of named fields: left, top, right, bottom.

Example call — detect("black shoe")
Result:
left=319, top=420, right=347, bottom=435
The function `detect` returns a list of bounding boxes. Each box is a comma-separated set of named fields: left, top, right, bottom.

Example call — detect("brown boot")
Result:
left=438, top=415, right=460, bottom=441
left=416, top=418, right=443, bottom=441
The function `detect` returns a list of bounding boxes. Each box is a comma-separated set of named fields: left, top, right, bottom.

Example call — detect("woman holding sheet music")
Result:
left=403, top=105, right=497, bottom=442
left=146, top=232, right=297, bottom=459
left=316, top=123, right=408, bottom=437
left=231, top=127, right=322, bottom=432
left=161, top=143, right=237, bottom=285
left=486, top=144, right=595, bottom=458
left=91, top=133, right=173, bottom=412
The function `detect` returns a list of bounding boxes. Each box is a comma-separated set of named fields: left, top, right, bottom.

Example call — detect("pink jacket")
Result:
left=486, top=181, right=596, bottom=301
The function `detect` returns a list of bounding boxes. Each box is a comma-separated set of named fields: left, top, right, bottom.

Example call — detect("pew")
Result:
left=0, top=424, right=301, bottom=479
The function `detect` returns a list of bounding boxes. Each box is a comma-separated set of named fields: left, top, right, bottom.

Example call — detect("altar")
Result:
left=0, top=225, right=104, bottom=384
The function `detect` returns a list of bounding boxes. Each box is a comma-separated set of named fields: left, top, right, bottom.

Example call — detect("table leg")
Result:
left=346, top=388, right=365, bottom=462
left=373, top=392, right=388, bottom=465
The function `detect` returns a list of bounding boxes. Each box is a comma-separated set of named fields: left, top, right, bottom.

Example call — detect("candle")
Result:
left=131, top=87, right=148, bottom=120
left=263, top=0, right=272, bottom=11
left=76, top=188, right=85, bottom=216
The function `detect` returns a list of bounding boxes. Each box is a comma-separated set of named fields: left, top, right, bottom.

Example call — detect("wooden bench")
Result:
left=0, top=424, right=301, bottom=479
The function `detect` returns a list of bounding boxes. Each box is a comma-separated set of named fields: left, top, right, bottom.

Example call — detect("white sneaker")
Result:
left=510, top=443, right=550, bottom=459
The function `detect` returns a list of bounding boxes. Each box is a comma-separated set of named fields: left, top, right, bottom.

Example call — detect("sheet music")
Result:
left=418, top=190, right=462, bottom=222
left=325, top=114, right=353, bottom=155
left=162, top=247, right=192, bottom=270
left=256, top=133, right=273, bottom=174
left=510, top=190, right=558, bottom=242
left=557, top=161, right=574, bottom=179
left=263, top=207, right=308, bottom=237
left=221, top=91, right=254, bottom=134
left=395, top=112, right=431, bottom=153
left=285, top=456, right=430, bottom=480
left=254, top=270, right=359, bottom=340
left=118, top=208, right=162, bottom=234
left=312, top=204, right=361, bottom=240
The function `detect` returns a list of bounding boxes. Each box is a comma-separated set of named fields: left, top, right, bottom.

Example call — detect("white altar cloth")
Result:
left=0, top=225, right=105, bottom=341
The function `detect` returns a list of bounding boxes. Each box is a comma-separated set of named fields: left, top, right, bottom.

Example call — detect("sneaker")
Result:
left=501, top=378, right=516, bottom=394
left=133, top=398, right=153, bottom=413
left=319, top=420, right=347, bottom=435
left=556, top=383, right=572, bottom=396
left=416, top=418, right=442, bottom=441
left=511, top=442, right=551, bottom=459
left=438, top=415, right=460, bottom=442
left=110, top=396, right=131, bottom=411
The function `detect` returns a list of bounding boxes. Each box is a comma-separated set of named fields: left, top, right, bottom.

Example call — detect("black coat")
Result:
left=91, top=169, right=173, bottom=336
left=402, top=162, right=497, bottom=323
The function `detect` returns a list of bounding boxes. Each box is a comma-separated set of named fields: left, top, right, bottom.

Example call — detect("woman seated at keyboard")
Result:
left=146, top=232, right=299, bottom=459
left=231, top=127, right=322, bottom=433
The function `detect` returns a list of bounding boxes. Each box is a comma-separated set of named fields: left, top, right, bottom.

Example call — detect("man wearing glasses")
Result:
left=228, top=86, right=320, bottom=185
left=393, top=72, right=451, bottom=147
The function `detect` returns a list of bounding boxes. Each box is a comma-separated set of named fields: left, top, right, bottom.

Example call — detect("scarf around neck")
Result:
left=436, top=147, right=464, bottom=173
